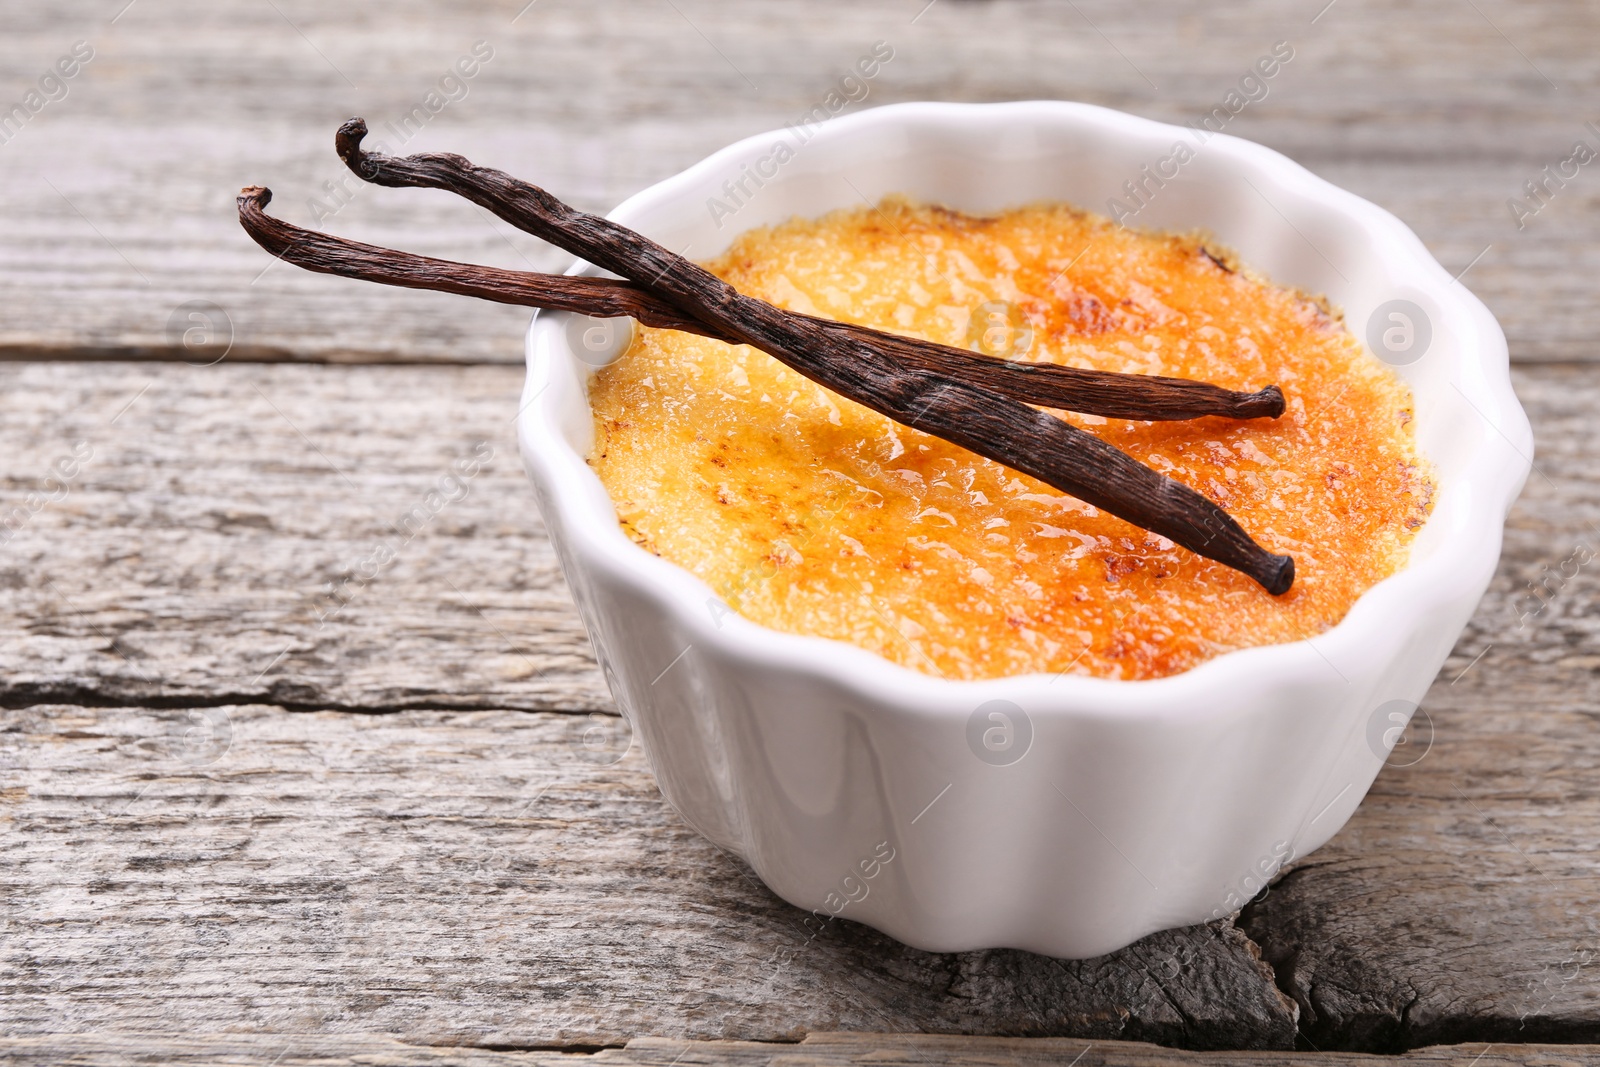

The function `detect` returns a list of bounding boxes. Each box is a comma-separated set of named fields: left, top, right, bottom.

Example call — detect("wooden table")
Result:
left=3, top=2, right=1598, bottom=1063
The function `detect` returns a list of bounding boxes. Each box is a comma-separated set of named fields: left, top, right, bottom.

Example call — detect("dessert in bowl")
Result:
left=516, top=101, right=1531, bottom=957
left=588, top=198, right=1430, bottom=682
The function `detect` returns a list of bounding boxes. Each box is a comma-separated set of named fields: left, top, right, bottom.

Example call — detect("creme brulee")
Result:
left=586, top=198, right=1432, bottom=681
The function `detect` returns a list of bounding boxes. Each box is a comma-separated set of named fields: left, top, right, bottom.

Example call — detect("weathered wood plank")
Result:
left=1, top=1031, right=1594, bottom=1067
left=1, top=358, right=1591, bottom=714
left=0, top=361, right=606, bottom=712
left=0, top=0, right=1597, bottom=364
left=0, top=704, right=1296, bottom=1049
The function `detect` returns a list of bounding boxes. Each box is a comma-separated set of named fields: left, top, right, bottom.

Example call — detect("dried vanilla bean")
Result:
left=236, top=126, right=1296, bottom=593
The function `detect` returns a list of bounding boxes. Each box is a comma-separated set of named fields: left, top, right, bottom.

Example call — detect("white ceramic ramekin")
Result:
left=516, top=101, right=1532, bottom=958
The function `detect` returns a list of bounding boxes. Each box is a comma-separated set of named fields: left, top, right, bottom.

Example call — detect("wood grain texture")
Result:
left=2, top=1031, right=1596, bottom=1067
left=0, top=703, right=1296, bottom=1049
left=0, top=0, right=1597, bottom=364
left=0, top=360, right=606, bottom=713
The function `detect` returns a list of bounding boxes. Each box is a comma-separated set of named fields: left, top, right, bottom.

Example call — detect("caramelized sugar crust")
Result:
left=588, top=199, right=1433, bottom=681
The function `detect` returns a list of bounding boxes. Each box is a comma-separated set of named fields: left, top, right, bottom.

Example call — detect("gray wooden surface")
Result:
left=1, top=1032, right=1596, bottom=1067
left=2, top=0, right=1598, bottom=1062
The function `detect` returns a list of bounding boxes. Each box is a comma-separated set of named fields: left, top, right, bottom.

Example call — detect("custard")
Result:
left=587, top=199, right=1432, bottom=681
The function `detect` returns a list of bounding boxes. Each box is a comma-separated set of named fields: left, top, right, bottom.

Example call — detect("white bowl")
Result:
left=516, top=101, right=1532, bottom=958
